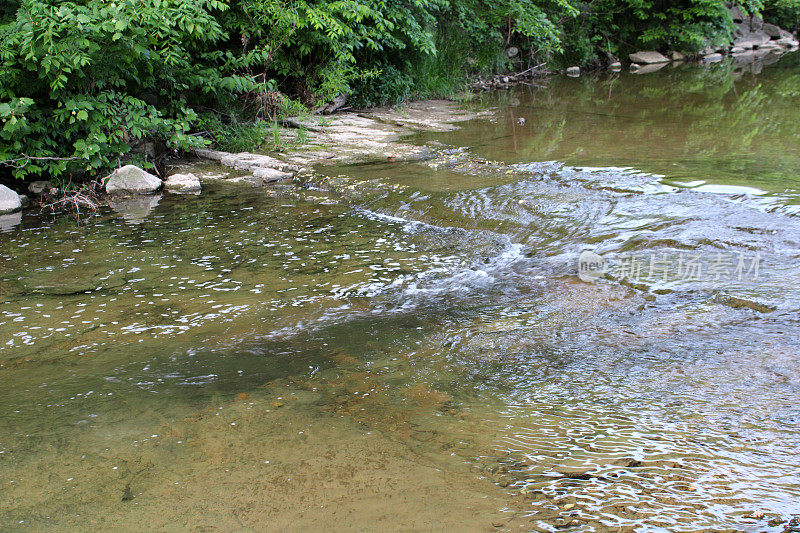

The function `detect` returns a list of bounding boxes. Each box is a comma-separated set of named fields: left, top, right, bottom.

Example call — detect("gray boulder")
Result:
left=104, top=165, right=162, bottom=195
left=762, top=23, right=781, bottom=38
left=565, top=66, right=580, bottom=76
left=629, top=51, right=669, bottom=64
left=730, top=4, right=746, bottom=23
left=775, top=30, right=799, bottom=48
left=750, top=13, right=763, bottom=31
left=670, top=51, right=687, bottom=61
left=164, top=173, right=201, bottom=194
left=28, top=180, right=53, bottom=195
left=734, top=30, right=771, bottom=49
left=0, top=184, right=22, bottom=214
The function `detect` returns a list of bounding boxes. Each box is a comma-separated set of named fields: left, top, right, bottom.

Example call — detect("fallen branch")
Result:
left=39, top=186, right=101, bottom=223
left=0, top=154, right=81, bottom=169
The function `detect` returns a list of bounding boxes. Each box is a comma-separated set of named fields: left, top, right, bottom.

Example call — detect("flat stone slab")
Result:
left=193, top=100, right=493, bottom=171
left=193, top=149, right=298, bottom=179
left=359, top=100, right=493, bottom=132
left=629, top=51, right=669, bottom=64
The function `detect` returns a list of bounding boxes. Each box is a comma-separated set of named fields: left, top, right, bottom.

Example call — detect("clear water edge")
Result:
left=1, top=55, right=800, bottom=531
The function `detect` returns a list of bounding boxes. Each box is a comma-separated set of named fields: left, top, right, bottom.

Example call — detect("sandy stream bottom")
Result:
left=1, top=377, right=522, bottom=532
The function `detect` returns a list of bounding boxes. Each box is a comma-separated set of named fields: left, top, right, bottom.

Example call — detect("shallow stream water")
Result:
left=2, top=56, right=800, bottom=532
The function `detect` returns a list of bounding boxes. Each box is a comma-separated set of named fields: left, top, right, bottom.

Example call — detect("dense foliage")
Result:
left=1, top=0, right=798, bottom=180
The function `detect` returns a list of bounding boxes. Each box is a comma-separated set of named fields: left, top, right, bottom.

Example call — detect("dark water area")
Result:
left=1, top=55, right=800, bottom=531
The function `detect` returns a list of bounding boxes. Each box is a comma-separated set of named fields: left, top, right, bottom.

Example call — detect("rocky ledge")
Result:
left=608, top=3, right=799, bottom=75
left=192, top=100, right=493, bottom=172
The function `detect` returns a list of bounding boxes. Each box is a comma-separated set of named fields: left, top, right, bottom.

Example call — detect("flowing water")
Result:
left=2, top=56, right=800, bottom=532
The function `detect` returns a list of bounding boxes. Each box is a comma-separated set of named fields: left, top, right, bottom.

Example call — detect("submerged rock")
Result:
left=629, top=51, right=669, bottom=64
left=164, top=173, right=201, bottom=194
left=104, top=165, right=162, bottom=195
left=0, top=184, right=22, bottom=214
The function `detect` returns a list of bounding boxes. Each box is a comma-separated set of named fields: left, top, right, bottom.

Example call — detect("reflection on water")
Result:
left=2, top=56, right=800, bottom=531
left=424, top=53, right=800, bottom=205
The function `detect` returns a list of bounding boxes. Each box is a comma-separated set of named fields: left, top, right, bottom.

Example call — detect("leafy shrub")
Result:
left=1, top=0, right=793, bottom=182
left=0, top=0, right=257, bottom=179
left=762, top=0, right=800, bottom=30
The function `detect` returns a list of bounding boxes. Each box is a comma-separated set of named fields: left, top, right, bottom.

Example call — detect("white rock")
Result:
left=565, top=66, right=580, bottom=76
left=0, top=184, right=22, bottom=214
left=629, top=51, right=669, bottom=64
left=104, top=165, right=162, bottom=195
left=164, top=173, right=201, bottom=194
left=252, top=167, right=293, bottom=183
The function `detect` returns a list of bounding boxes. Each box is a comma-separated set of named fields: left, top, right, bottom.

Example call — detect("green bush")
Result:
left=0, top=0, right=262, bottom=179
left=1, top=0, right=794, bottom=182
left=762, top=0, right=800, bottom=31
left=561, top=0, right=766, bottom=65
